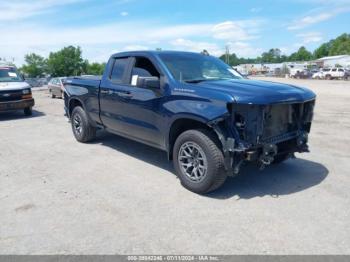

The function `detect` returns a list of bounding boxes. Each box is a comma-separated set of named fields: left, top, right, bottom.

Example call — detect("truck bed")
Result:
left=65, top=76, right=102, bottom=89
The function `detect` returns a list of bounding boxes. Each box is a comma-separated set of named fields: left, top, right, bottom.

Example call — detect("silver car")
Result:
left=48, top=77, right=66, bottom=99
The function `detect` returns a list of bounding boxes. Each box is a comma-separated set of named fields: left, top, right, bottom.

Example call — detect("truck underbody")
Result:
left=209, top=99, right=315, bottom=175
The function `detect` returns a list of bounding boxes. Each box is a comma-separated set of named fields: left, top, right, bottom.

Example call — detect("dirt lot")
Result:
left=0, top=78, right=349, bottom=254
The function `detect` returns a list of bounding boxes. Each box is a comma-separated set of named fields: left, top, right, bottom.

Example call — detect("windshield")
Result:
left=159, top=53, right=243, bottom=82
left=0, top=67, right=23, bottom=82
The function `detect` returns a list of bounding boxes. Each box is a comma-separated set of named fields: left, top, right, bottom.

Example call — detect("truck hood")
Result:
left=0, top=81, right=31, bottom=91
left=191, top=79, right=316, bottom=104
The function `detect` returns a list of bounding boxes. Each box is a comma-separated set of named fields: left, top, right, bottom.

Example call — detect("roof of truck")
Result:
left=111, top=50, right=207, bottom=58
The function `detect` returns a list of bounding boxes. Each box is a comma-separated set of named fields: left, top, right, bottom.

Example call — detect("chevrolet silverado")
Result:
left=64, top=51, right=316, bottom=194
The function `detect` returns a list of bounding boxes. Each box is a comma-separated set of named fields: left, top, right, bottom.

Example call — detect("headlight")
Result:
left=22, top=89, right=30, bottom=95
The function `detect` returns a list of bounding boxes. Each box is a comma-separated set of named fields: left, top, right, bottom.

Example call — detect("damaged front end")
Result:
left=209, top=100, right=315, bottom=175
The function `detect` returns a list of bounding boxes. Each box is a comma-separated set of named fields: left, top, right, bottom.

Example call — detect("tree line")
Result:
left=20, top=46, right=106, bottom=78
left=19, top=33, right=350, bottom=78
left=220, top=33, right=350, bottom=66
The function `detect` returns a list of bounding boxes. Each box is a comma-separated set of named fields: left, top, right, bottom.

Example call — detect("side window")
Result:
left=132, top=57, right=160, bottom=79
left=331, top=68, right=337, bottom=72
left=110, top=57, right=129, bottom=83
left=339, top=69, right=344, bottom=72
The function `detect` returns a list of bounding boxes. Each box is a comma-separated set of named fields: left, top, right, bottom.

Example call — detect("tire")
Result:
left=71, top=106, right=96, bottom=143
left=51, top=92, right=56, bottom=98
left=24, top=107, right=32, bottom=116
left=272, top=153, right=290, bottom=164
left=173, top=129, right=227, bottom=194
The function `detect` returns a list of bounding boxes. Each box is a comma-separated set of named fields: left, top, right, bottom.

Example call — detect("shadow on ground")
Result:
left=0, top=110, right=45, bottom=121
left=94, top=131, right=173, bottom=172
left=94, top=132, right=328, bottom=199
left=207, top=159, right=328, bottom=199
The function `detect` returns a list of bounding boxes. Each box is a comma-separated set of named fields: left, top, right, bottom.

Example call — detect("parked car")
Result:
left=0, top=65, right=34, bottom=116
left=64, top=51, right=316, bottom=194
left=289, top=67, right=306, bottom=78
left=312, top=68, right=329, bottom=79
left=344, top=69, right=350, bottom=80
left=48, top=77, right=66, bottom=98
left=325, top=68, right=345, bottom=80
left=293, top=69, right=312, bottom=79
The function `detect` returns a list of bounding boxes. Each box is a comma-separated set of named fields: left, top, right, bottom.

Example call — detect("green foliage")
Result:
left=261, top=48, right=282, bottom=63
left=219, top=53, right=260, bottom=66
left=220, top=33, right=350, bottom=66
left=47, top=46, right=85, bottom=77
left=329, top=33, right=350, bottom=55
left=288, top=46, right=313, bottom=61
left=313, top=42, right=331, bottom=59
left=86, top=62, right=106, bottom=75
left=21, top=53, right=47, bottom=77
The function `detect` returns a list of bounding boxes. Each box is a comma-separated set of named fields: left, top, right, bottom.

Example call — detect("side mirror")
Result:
left=137, top=76, right=160, bottom=89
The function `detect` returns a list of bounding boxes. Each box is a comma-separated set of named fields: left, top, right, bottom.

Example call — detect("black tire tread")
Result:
left=24, top=107, right=32, bottom=116
left=174, top=129, right=227, bottom=194
left=71, top=106, right=96, bottom=143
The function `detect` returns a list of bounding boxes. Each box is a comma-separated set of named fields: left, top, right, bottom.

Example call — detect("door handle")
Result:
left=101, top=89, right=115, bottom=95
left=100, top=89, right=111, bottom=94
left=117, top=91, right=133, bottom=98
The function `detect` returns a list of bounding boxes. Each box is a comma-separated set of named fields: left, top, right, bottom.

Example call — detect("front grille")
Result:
left=0, top=90, right=23, bottom=102
left=261, top=100, right=314, bottom=142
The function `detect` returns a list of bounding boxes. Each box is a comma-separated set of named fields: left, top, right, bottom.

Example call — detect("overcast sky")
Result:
left=1, top=0, right=350, bottom=65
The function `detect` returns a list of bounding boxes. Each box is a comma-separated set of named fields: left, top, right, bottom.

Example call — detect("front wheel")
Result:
left=24, top=107, right=32, bottom=116
left=71, top=106, right=96, bottom=143
left=173, top=129, right=227, bottom=194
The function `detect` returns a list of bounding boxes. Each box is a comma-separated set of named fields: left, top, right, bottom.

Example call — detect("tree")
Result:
left=86, top=62, right=106, bottom=75
left=288, top=46, right=313, bottom=61
left=21, top=53, right=47, bottom=77
left=329, top=33, right=350, bottom=55
left=47, top=46, right=85, bottom=77
left=313, top=42, right=331, bottom=59
left=261, top=48, right=282, bottom=63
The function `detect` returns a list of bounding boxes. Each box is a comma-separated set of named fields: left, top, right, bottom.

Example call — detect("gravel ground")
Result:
left=0, top=78, right=349, bottom=254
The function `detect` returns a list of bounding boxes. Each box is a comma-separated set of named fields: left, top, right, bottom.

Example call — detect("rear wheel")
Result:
left=173, top=129, right=227, bottom=194
left=71, top=106, right=96, bottom=143
left=24, top=107, right=32, bottom=116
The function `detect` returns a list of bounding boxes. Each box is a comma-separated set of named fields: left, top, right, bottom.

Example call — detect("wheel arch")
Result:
left=167, top=116, right=224, bottom=160
left=68, top=97, right=85, bottom=118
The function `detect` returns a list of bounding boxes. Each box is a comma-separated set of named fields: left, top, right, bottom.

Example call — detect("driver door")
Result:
left=100, top=56, right=165, bottom=149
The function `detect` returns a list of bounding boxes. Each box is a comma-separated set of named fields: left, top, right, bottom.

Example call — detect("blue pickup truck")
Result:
left=64, top=51, right=316, bottom=194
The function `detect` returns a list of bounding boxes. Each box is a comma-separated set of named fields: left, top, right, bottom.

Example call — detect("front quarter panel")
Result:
left=161, top=84, right=235, bottom=148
